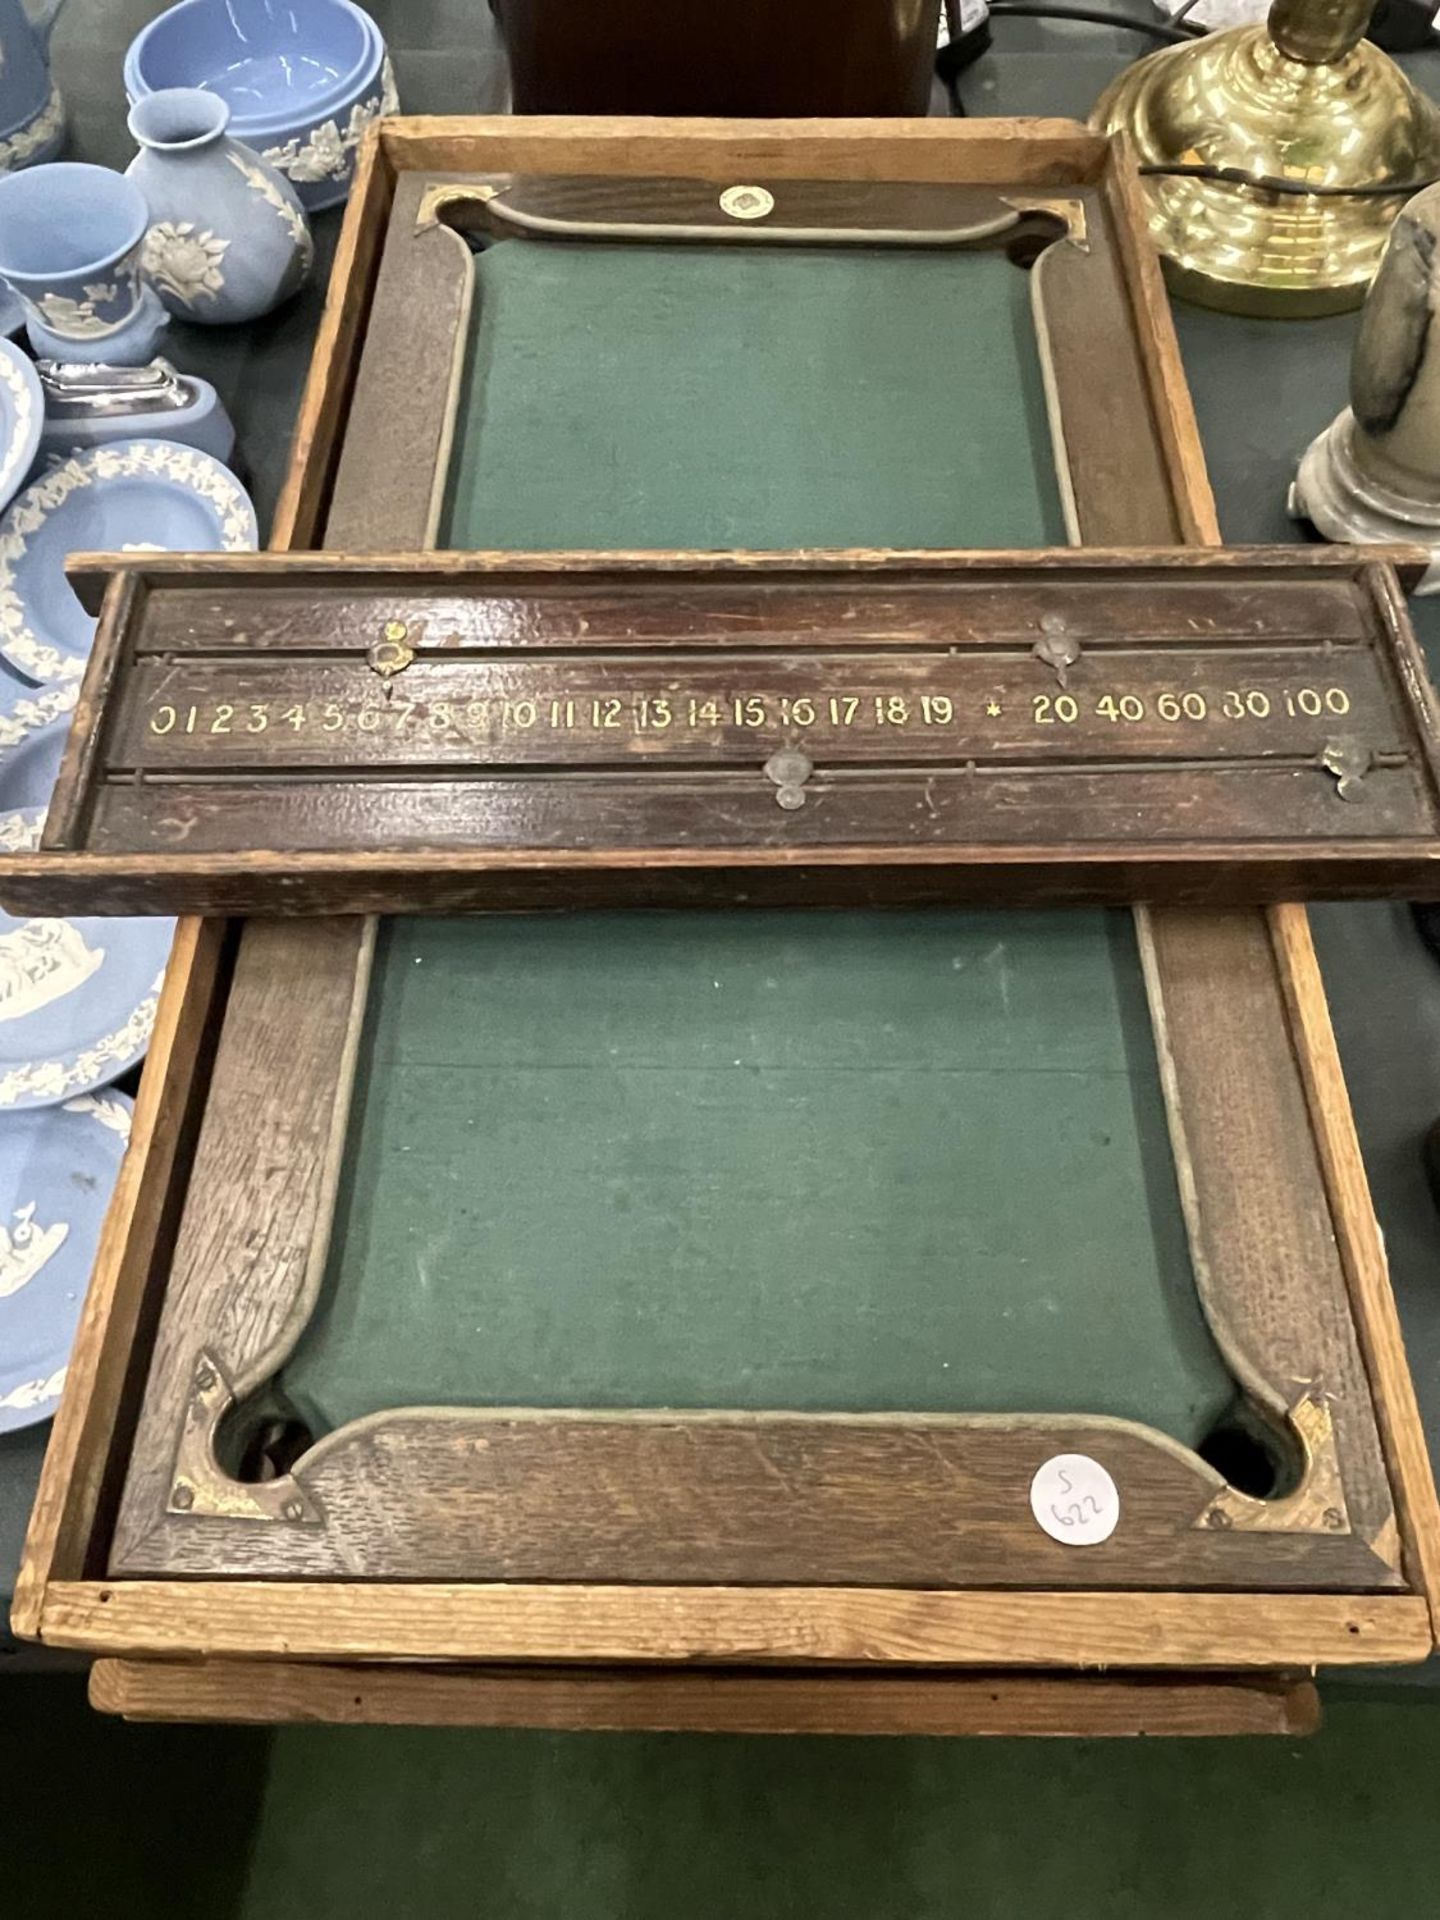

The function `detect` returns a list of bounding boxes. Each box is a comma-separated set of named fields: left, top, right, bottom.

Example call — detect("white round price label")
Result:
left=1030, top=1453, right=1120, bottom=1547
left=719, top=185, right=775, bottom=222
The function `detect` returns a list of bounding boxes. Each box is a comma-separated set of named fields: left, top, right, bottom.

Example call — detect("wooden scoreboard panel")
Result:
left=9, top=544, right=1440, bottom=916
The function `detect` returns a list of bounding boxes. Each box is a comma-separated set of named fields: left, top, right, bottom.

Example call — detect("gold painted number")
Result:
left=1222, top=690, right=1271, bottom=720
left=1033, top=693, right=1078, bottom=725
left=1096, top=694, right=1145, bottom=723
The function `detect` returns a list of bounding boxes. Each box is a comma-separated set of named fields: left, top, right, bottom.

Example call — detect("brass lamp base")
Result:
left=1092, top=26, right=1440, bottom=317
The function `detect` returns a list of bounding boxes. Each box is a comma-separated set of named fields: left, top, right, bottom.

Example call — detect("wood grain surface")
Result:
left=14, top=547, right=1440, bottom=913
left=379, top=117, right=1113, bottom=187
left=87, top=1657, right=1322, bottom=1737
left=106, top=1404, right=1402, bottom=1587
left=43, top=1580, right=1435, bottom=1669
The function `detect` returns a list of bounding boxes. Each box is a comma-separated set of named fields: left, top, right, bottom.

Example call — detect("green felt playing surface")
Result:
left=282, top=912, right=1233, bottom=1441
left=278, top=238, right=1237, bottom=1445
left=441, top=242, right=1069, bottom=552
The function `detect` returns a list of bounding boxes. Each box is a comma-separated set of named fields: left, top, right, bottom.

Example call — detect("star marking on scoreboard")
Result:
left=985, top=700, right=1003, bottom=718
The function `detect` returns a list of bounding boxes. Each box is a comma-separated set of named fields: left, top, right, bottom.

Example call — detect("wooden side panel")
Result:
left=106, top=1402, right=1400, bottom=1588
left=41, top=1580, right=1436, bottom=1669
left=109, top=919, right=372, bottom=1570
left=1271, top=905, right=1440, bottom=1634
left=88, top=1657, right=1321, bottom=1737
left=1140, top=911, right=1395, bottom=1554
left=272, top=125, right=397, bottom=552
left=324, top=173, right=470, bottom=553
left=380, top=115, right=1112, bottom=186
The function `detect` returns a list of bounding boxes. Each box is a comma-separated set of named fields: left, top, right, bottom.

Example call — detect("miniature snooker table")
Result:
left=78, top=135, right=1419, bottom=1671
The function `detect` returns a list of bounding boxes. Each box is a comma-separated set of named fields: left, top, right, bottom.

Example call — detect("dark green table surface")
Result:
left=4, top=6, right=1439, bottom=1701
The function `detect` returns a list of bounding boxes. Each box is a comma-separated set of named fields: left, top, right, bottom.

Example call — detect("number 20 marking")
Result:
left=1033, top=693, right=1078, bottom=725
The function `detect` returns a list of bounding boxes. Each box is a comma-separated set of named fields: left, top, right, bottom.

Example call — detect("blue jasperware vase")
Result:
left=126, top=88, right=313, bottom=325
left=0, top=0, right=67, bottom=172
left=0, top=161, right=149, bottom=350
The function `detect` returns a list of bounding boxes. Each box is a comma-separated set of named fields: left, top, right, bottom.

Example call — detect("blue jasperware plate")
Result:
left=0, top=437, right=257, bottom=685
left=0, top=668, right=76, bottom=789
left=0, top=339, right=41, bottom=520
left=0, top=687, right=175, bottom=1109
left=0, top=1090, right=133, bottom=1432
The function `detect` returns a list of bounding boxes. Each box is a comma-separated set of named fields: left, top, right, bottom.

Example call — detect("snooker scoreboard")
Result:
left=6, top=544, right=1440, bottom=916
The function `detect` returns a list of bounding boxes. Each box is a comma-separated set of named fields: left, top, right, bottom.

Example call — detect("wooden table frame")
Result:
left=14, top=117, right=1440, bottom=1735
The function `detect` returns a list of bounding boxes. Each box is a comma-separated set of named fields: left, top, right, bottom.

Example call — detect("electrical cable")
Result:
left=936, top=2, right=1198, bottom=111
left=983, top=3, right=1202, bottom=41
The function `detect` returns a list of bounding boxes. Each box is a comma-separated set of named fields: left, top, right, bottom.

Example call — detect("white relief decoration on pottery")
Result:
left=0, top=1200, right=68, bottom=1299
left=0, top=967, right=165, bottom=1108
left=0, top=919, right=105, bottom=1021
left=31, top=290, right=116, bottom=337
left=0, top=85, right=62, bottom=171
left=0, top=808, right=40, bottom=850
left=0, top=347, right=35, bottom=505
left=0, top=680, right=75, bottom=749
left=261, top=61, right=394, bottom=184
left=225, top=149, right=311, bottom=262
left=0, top=1364, right=65, bottom=1412
left=142, top=221, right=228, bottom=306
left=62, top=1090, right=133, bottom=1140
left=0, top=441, right=255, bottom=681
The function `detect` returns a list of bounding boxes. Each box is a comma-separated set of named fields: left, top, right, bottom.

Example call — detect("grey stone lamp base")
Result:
left=1291, top=408, right=1440, bottom=595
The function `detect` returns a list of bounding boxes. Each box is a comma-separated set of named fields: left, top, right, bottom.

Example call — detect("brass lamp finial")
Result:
left=1091, top=0, right=1440, bottom=317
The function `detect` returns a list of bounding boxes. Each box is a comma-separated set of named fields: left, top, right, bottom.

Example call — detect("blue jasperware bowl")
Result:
left=124, top=0, right=394, bottom=212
